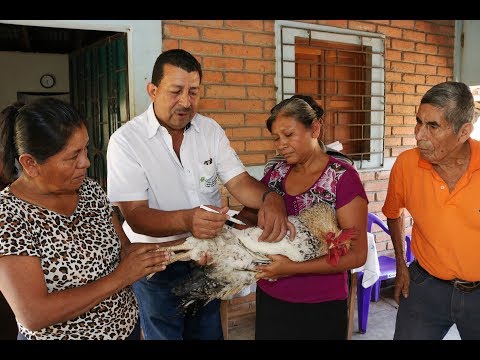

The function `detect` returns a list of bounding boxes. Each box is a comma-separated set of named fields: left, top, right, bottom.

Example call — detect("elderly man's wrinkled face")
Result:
left=414, top=103, right=464, bottom=164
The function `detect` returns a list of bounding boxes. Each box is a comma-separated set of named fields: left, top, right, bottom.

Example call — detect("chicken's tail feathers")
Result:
left=171, top=265, right=252, bottom=315
left=171, top=266, right=222, bottom=313
left=325, top=227, right=358, bottom=266
left=175, top=297, right=215, bottom=316
left=216, top=284, right=254, bottom=300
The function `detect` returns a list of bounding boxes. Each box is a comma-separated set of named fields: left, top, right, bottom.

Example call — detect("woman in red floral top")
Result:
left=238, top=96, right=368, bottom=339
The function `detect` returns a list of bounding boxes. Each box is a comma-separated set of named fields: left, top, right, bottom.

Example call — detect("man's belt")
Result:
left=450, top=279, right=480, bottom=293
left=414, top=261, right=480, bottom=293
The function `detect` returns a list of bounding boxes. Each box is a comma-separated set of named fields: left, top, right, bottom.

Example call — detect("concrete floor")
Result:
left=351, top=285, right=460, bottom=340
left=228, top=285, right=461, bottom=340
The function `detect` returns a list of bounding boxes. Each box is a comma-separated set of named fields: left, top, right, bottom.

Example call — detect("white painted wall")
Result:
left=0, top=51, right=69, bottom=110
left=0, top=20, right=163, bottom=116
left=455, top=20, right=480, bottom=86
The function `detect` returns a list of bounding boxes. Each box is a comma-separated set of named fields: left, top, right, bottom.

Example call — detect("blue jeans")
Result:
left=394, top=260, right=480, bottom=340
left=132, top=260, right=223, bottom=340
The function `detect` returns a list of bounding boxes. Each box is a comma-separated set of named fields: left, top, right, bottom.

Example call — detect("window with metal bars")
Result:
left=275, top=21, right=386, bottom=170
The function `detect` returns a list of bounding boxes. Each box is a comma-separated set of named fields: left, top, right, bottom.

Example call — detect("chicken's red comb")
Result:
left=325, top=227, right=357, bottom=266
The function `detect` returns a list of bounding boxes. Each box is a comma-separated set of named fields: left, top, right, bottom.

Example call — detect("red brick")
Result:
left=426, top=33, right=454, bottom=47
left=163, top=24, right=199, bottom=39
left=224, top=20, right=264, bottom=31
left=318, top=20, right=348, bottom=28
left=245, top=140, right=275, bottom=152
left=203, top=57, right=244, bottom=71
left=426, top=54, right=448, bottom=66
left=348, top=21, right=377, bottom=32
left=209, top=113, right=245, bottom=126
left=202, top=70, right=223, bottom=83
left=415, top=64, right=437, bottom=75
left=390, top=20, right=415, bottom=29
left=180, top=40, right=222, bottom=55
left=391, top=39, right=415, bottom=51
left=225, top=72, right=263, bottom=85
left=223, top=44, right=263, bottom=58
left=403, top=52, right=426, bottom=63
left=245, top=59, right=275, bottom=73
left=246, top=113, right=269, bottom=126
left=226, top=99, right=264, bottom=112
left=231, top=127, right=262, bottom=138
left=416, top=43, right=438, bottom=54
left=376, top=171, right=391, bottom=180
left=378, top=25, right=402, bottom=38
left=363, top=180, right=389, bottom=192
left=204, top=85, right=246, bottom=98
left=201, top=28, right=243, bottom=43
left=403, top=74, right=426, bottom=85
left=199, top=98, right=225, bottom=111
left=238, top=153, right=267, bottom=166
left=403, top=29, right=426, bottom=42
left=246, top=87, right=276, bottom=99
left=390, top=61, right=415, bottom=73
left=244, top=32, right=275, bottom=46
left=392, top=126, right=414, bottom=135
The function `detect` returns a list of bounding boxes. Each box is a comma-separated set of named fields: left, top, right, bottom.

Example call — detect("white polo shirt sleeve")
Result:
left=214, top=121, right=246, bottom=185
left=107, top=129, right=149, bottom=203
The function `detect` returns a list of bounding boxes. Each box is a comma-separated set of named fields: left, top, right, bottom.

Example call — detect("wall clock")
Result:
left=40, top=74, right=56, bottom=89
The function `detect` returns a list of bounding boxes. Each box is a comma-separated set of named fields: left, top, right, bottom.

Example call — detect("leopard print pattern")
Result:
left=0, top=177, right=138, bottom=340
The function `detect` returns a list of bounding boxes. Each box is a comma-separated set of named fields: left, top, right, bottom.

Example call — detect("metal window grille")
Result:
left=276, top=21, right=386, bottom=170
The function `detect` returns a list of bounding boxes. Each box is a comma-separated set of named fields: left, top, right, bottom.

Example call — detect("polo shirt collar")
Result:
left=145, top=103, right=201, bottom=138
left=467, top=137, right=480, bottom=172
left=418, top=150, right=432, bottom=170
left=189, top=114, right=201, bottom=133
left=146, top=103, right=161, bottom=139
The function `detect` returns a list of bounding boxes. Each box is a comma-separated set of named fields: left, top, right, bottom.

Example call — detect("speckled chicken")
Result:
left=159, top=201, right=354, bottom=312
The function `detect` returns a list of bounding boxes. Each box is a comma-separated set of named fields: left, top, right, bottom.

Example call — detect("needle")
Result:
left=200, top=205, right=246, bottom=226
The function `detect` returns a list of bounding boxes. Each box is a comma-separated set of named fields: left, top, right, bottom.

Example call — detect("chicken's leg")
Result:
left=146, top=243, right=194, bottom=280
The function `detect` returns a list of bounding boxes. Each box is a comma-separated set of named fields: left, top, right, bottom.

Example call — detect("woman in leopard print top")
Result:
left=0, top=98, right=169, bottom=340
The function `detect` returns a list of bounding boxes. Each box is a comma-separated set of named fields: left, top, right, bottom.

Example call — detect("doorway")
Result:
left=0, top=23, right=129, bottom=189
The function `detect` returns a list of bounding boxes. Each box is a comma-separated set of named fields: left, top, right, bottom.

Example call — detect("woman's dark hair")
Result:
left=287, top=95, right=324, bottom=120
left=0, top=97, right=87, bottom=183
left=266, top=95, right=322, bottom=132
left=270, top=95, right=324, bottom=119
left=265, top=94, right=354, bottom=167
left=151, top=49, right=203, bottom=86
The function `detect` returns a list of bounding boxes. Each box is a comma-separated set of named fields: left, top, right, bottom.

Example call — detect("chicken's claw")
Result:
left=146, top=243, right=195, bottom=280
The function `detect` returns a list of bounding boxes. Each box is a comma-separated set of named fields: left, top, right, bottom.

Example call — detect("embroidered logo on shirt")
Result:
left=200, top=175, right=217, bottom=187
left=203, top=158, right=212, bottom=165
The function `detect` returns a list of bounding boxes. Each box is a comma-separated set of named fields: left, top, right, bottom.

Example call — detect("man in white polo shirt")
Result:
left=106, top=49, right=292, bottom=340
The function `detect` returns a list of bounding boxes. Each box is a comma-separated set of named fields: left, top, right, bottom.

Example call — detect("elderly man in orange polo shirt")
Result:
left=382, top=81, right=480, bottom=340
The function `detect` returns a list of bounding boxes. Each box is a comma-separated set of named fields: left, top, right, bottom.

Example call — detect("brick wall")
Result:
left=162, top=20, right=456, bottom=329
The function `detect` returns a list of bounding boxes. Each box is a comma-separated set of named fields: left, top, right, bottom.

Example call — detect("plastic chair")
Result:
left=356, top=212, right=414, bottom=334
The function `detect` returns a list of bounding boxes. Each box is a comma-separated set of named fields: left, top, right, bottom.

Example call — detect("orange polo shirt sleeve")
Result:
left=382, top=138, right=480, bottom=281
